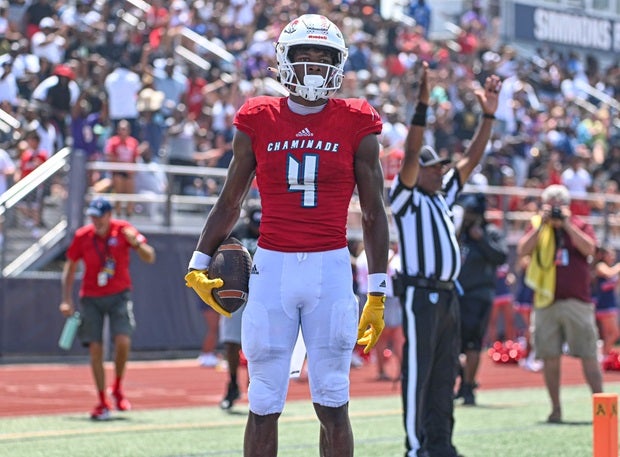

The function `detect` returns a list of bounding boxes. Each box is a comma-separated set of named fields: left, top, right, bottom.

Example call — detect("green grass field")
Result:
left=1, top=383, right=618, bottom=457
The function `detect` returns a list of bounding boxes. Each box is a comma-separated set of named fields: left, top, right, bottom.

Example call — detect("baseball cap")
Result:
left=39, top=17, right=55, bottom=29
left=86, top=197, right=112, bottom=217
left=53, top=64, right=75, bottom=80
left=419, top=145, right=451, bottom=167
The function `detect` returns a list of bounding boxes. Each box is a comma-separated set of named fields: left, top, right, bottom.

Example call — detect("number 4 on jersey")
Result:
left=287, top=154, right=318, bottom=208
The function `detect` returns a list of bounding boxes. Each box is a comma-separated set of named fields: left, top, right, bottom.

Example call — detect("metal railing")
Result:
left=5, top=146, right=620, bottom=276
left=0, top=148, right=71, bottom=276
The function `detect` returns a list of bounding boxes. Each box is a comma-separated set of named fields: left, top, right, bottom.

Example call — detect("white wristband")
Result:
left=368, top=273, right=388, bottom=293
left=188, top=251, right=211, bottom=270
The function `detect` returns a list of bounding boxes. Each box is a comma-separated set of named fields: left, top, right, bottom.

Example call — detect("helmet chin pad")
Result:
left=299, top=74, right=326, bottom=101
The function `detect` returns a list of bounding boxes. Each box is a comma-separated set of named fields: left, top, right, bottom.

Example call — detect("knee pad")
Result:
left=306, top=297, right=357, bottom=407
left=242, top=300, right=295, bottom=415
left=247, top=351, right=290, bottom=415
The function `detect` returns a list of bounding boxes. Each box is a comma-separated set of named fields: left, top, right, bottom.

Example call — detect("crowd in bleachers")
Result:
left=0, top=0, right=618, bottom=222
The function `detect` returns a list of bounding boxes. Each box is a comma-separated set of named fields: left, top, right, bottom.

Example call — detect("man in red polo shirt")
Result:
left=59, top=197, right=156, bottom=420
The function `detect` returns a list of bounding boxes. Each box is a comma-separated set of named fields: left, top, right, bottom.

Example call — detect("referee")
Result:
left=389, top=62, right=501, bottom=457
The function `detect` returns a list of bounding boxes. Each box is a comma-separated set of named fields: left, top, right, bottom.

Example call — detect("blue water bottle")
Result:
left=58, top=312, right=81, bottom=350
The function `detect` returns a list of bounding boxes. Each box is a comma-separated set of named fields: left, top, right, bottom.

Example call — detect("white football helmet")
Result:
left=275, top=14, right=348, bottom=101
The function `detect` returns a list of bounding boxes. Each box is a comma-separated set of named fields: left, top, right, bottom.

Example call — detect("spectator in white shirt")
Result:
left=0, top=40, right=40, bottom=99
left=104, top=56, right=141, bottom=136
left=30, top=17, right=67, bottom=66
left=0, top=60, right=19, bottom=107
left=561, top=153, right=593, bottom=217
left=561, top=154, right=592, bottom=198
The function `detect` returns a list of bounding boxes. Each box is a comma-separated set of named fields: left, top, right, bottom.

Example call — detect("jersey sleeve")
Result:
left=233, top=96, right=280, bottom=141
left=66, top=227, right=87, bottom=261
left=348, top=99, right=383, bottom=149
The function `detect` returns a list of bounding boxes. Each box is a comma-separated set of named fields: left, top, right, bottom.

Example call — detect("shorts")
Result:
left=513, top=301, right=533, bottom=314
left=459, top=294, right=493, bottom=352
left=219, top=303, right=245, bottom=344
left=514, top=285, right=534, bottom=314
left=596, top=307, right=619, bottom=320
left=532, top=298, right=598, bottom=359
left=595, top=296, right=618, bottom=314
left=493, top=293, right=512, bottom=307
left=79, top=289, right=135, bottom=345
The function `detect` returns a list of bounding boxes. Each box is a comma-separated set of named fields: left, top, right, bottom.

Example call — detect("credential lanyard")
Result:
left=93, top=235, right=110, bottom=268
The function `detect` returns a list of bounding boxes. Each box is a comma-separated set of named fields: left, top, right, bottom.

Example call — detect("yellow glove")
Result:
left=356, top=294, right=385, bottom=354
left=184, top=270, right=230, bottom=318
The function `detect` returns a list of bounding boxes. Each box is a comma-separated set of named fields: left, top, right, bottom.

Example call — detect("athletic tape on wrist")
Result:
left=368, top=273, right=388, bottom=293
left=188, top=251, right=211, bottom=270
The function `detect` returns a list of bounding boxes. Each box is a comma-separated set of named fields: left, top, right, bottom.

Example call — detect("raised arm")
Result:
left=455, top=75, right=502, bottom=183
left=399, top=62, right=430, bottom=187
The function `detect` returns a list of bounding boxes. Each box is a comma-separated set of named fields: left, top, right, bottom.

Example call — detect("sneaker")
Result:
left=547, top=408, right=562, bottom=423
left=90, top=402, right=111, bottom=420
left=461, top=383, right=476, bottom=406
left=454, top=380, right=478, bottom=400
left=198, top=352, right=219, bottom=367
left=220, top=383, right=240, bottom=410
left=112, top=389, right=132, bottom=411
left=519, top=353, right=544, bottom=372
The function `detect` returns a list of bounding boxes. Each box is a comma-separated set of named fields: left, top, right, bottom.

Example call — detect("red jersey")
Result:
left=234, top=97, right=382, bottom=252
left=19, top=149, right=47, bottom=178
left=66, top=219, right=147, bottom=297
left=105, top=135, right=140, bottom=164
left=185, top=76, right=207, bottom=118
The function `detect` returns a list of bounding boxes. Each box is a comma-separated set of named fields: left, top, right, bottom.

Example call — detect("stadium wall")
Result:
left=0, top=234, right=206, bottom=359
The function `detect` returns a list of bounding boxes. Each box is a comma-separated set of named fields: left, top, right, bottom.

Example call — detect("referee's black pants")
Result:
left=400, top=285, right=461, bottom=457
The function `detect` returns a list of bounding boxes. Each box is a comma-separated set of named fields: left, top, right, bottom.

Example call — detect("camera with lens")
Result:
left=550, top=206, right=564, bottom=220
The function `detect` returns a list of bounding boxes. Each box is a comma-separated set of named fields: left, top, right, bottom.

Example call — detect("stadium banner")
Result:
left=512, top=2, right=620, bottom=54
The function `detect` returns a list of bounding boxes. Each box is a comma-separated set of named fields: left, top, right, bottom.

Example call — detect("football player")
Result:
left=185, top=14, right=389, bottom=456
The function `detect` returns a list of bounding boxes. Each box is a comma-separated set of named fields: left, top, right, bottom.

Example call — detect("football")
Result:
left=208, top=237, right=253, bottom=314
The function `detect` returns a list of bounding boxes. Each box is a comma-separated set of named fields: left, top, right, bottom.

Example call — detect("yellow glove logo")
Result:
left=184, top=270, right=230, bottom=318
left=356, top=294, right=386, bottom=354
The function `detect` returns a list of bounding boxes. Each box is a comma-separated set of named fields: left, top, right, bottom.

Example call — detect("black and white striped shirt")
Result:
left=389, top=168, right=462, bottom=282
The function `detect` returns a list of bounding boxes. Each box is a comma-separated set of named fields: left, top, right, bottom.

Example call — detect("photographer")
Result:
left=455, top=193, right=508, bottom=406
left=517, top=184, right=603, bottom=423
